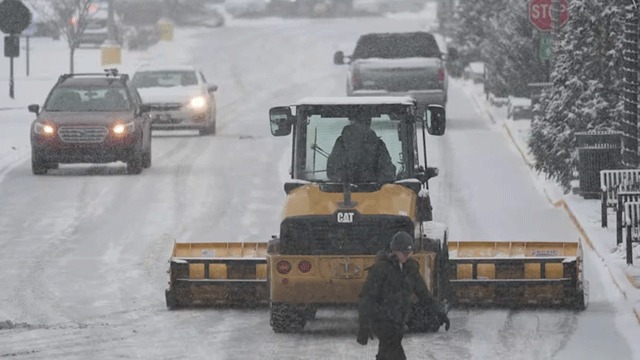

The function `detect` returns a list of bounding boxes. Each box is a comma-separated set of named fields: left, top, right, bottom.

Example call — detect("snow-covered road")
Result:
left=1, top=8, right=639, bottom=360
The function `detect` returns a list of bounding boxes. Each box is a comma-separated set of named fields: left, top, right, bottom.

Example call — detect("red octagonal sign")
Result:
left=529, top=0, right=569, bottom=32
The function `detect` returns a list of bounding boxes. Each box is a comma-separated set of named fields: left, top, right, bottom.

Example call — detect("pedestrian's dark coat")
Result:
left=358, top=249, right=435, bottom=329
left=326, top=123, right=396, bottom=183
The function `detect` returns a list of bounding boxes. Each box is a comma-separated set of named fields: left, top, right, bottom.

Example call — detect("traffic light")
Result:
left=4, top=35, right=19, bottom=57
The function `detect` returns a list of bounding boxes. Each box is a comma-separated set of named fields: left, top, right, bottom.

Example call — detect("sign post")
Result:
left=0, top=0, right=32, bottom=99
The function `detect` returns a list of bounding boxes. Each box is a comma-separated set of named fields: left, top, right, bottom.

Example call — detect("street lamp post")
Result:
left=107, top=0, right=115, bottom=41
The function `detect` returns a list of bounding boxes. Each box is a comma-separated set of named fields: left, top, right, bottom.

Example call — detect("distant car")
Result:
left=131, top=65, right=218, bottom=135
left=507, top=96, right=532, bottom=120
left=225, top=0, right=268, bottom=17
left=76, top=5, right=124, bottom=47
left=28, top=69, right=153, bottom=175
left=463, top=61, right=485, bottom=83
left=353, top=0, right=424, bottom=14
left=169, top=1, right=225, bottom=28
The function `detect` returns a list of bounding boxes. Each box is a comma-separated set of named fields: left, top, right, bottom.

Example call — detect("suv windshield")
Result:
left=295, top=105, right=411, bottom=182
left=45, top=86, right=131, bottom=112
left=132, top=71, right=198, bottom=88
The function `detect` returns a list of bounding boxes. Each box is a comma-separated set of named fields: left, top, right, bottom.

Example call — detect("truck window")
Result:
left=352, top=32, right=441, bottom=59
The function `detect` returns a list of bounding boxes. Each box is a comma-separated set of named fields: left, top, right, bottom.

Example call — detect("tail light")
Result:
left=298, top=260, right=312, bottom=273
left=438, top=68, right=445, bottom=82
left=351, top=71, right=362, bottom=89
left=276, top=260, right=291, bottom=274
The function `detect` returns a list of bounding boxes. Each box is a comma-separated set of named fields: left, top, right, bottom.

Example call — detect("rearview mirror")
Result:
left=28, top=104, right=40, bottom=114
left=416, top=166, right=439, bottom=183
left=333, top=51, right=344, bottom=65
left=269, top=106, right=293, bottom=136
left=425, top=105, right=446, bottom=136
left=208, top=84, right=218, bottom=92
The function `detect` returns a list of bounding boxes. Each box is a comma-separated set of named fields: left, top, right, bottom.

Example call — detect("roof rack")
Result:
left=56, top=68, right=129, bottom=84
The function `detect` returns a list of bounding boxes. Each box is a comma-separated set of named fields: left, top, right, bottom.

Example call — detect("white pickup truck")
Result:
left=334, top=32, right=449, bottom=110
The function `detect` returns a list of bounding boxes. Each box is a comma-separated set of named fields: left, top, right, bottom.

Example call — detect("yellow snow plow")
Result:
left=446, top=240, right=586, bottom=309
left=165, top=242, right=269, bottom=308
left=164, top=97, right=586, bottom=333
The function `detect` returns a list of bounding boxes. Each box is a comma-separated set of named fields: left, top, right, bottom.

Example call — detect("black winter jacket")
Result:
left=326, top=123, right=396, bottom=183
left=358, top=249, right=435, bottom=328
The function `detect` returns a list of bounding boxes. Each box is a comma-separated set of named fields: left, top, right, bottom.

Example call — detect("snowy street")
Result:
left=1, top=4, right=640, bottom=359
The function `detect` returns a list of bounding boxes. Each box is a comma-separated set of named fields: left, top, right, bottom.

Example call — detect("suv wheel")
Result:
left=127, top=149, right=144, bottom=175
left=142, top=145, right=152, bottom=168
left=142, top=132, right=152, bottom=168
left=32, top=152, right=49, bottom=175
left=199, top=114, right=216, bottom=136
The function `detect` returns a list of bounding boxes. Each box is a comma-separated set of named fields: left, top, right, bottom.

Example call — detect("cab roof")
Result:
left=294, top=96, right=416, bottom=106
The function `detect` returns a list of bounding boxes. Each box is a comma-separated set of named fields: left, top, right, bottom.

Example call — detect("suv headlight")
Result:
left=188, top=96, right=207, bottom=110
left=34, top=121, right=56, bottom=136
left=112, top=121, right=135, bottom=135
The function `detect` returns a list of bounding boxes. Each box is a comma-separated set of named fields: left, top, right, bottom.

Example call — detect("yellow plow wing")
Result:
left=446, top=240, right=585, bottom=309
left=165, top=242, right=269, bottom=309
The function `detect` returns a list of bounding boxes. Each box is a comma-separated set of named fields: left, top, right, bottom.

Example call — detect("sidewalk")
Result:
left=462, top=80, right=640, bottom=321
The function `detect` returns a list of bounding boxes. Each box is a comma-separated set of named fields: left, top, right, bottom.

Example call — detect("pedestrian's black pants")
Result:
left=372, top=322, right=406, bottom=360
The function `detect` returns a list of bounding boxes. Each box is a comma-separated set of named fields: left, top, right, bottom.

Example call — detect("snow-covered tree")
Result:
left=485, top=0, right=548, bottom=97
left=529, top=0, right=625, bottom=192
left=451, top=0, right=504, bottom=66
left=453, top=0, right=548, bottom=95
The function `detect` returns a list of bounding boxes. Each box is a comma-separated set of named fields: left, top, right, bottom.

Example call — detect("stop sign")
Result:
left=529, top=0, right=569, bottom=32
left=0, top=0, right=32, bottom=34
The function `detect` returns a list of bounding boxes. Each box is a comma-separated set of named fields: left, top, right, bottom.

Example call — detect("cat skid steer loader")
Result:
left=165, top=96, right=585, bottom=332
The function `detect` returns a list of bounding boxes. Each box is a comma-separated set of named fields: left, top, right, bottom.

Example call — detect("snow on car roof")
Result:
left=135, top=64, right=198, bottom=72
left=295, top=96, right=416, bottom=106
left=468, top=62, right=485, bottom=73
left=509, top=96, right=532, bottom=107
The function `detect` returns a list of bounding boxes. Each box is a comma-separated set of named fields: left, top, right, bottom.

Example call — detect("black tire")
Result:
left=165, top=289, right=178, bottom=310
left=301, top=305, right=317, bottom=320
left=127, top=151, right=144, bottom=175
left=406, top=303, right=440, bottom=333
left=142, top=144, right=152, bottom=169
left=270, top=303, right=306, bottom=333
left=31, top=152, right=48, bottom=175
left=199, top=111, right=216, bottom=136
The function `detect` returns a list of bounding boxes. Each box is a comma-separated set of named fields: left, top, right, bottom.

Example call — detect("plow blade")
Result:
left=446, top=241, right=585, bottom=309
left=165, top=242, right=269, bottom=309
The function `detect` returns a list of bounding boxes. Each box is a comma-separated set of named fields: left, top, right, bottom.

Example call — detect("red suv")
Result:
left=28, top=69, right=152, bottom=175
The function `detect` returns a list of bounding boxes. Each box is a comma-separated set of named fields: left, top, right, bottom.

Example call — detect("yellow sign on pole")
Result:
left=101, top=41, right=121, bottom=66
left=157, top=19, right=174, bottom=41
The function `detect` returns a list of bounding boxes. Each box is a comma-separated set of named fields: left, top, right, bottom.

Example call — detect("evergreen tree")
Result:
left=483, top=0, right=549, bottom=97
left=452, top=0, right=504, bottom=66
left=529, top=0, right=625, bottom=192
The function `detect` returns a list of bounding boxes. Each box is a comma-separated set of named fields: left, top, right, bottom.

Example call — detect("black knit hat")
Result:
left=390, top=231, right=414, bottom=252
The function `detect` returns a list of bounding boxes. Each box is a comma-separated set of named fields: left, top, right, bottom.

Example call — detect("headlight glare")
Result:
left=34, top=121, right=55, bottom=136
left=189, top=96, right=207, bottom=110
left=112, top=121, right=135, bottom=135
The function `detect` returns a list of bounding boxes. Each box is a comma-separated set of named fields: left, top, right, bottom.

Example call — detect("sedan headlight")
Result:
left=34, top=121, right=56, bottom=136
left=112, top=121, right=135, bottom=135
left=188, top=96, right=207, bottom=110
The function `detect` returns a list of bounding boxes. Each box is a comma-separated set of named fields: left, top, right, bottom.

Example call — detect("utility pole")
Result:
left=107, top=0, right=115, bottom=41
left=621, top=1, right=639, bottom=168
